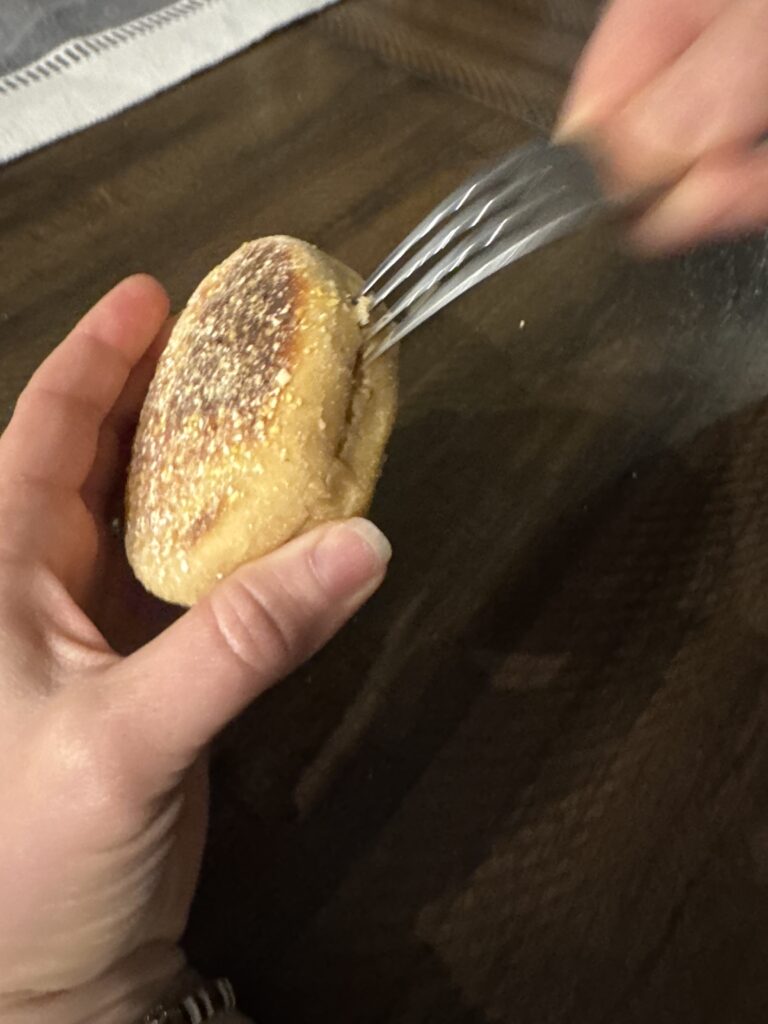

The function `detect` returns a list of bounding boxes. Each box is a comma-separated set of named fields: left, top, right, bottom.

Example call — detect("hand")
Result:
left=0, top=276, right=391, bottom=1024
left=558, top=0, right=768, bottom=251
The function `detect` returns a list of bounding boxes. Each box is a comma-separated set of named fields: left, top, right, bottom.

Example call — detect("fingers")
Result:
left=558, top=0, right=728, bottom=138
left=561, top=0, right=768, bottom=194
left=0, top=276, right=169, bottom=506
left=108, top=519, right=391, bottom=774
left=629, top=147, right=768, bottom=252
left=82, top=314, right=178, bottom=516
left=105, top=314, right=178, bottom=444
left=594, top=0, right=768, bottom=191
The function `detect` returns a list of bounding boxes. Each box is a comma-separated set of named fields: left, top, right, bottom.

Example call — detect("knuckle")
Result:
left=206, top=572, right=310, bottom=677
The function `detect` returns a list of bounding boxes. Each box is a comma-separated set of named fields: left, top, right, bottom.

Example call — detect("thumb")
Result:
left=110, top=518, right=391, bottom=770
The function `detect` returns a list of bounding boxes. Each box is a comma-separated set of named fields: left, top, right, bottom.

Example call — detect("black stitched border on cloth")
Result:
left=0, top=0, right=216, bottom=89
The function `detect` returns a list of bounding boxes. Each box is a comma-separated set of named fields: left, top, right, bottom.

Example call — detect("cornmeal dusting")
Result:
left=124, top=234, right=398, bottom=608
left=127, top=238, right=304, bottom=585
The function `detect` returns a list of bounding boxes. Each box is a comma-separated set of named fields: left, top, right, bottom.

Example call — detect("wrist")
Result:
left=0, top=943, right=186, bottom=1024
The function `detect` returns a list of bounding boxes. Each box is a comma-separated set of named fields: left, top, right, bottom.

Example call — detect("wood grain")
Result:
left=1, top=1, right=768, bottom=1021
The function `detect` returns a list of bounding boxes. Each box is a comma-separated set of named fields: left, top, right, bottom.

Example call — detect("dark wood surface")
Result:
left=2, top=1, right=768, bottom=1021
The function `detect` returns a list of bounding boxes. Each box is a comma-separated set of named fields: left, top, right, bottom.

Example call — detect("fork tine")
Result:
left=368, top=165, right=547, bottom=310
left=366, top=189, right=557, bottom=340
left=365, top=199, right=600, bottom=363
left=362, top=138, right=552, bottom=298
left=362, top=139, right=609, bottom=363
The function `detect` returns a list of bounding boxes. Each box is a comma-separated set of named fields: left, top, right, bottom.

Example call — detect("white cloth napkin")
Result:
left=0, top=0, right=338, bottom=165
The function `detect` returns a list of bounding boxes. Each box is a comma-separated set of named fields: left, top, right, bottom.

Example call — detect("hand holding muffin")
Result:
left=0, top=269, right=392, bottom=1024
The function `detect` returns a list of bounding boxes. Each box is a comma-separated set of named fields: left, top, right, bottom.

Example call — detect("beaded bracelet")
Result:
left=140, top=977, right=237, bottom=1023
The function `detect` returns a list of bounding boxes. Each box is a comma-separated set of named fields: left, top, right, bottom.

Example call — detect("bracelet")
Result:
left=140, top=977, right=237, bottom=1023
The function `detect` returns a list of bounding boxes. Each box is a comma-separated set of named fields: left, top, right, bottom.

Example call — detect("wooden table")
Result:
left=2, top=2, right=768, bottom=1021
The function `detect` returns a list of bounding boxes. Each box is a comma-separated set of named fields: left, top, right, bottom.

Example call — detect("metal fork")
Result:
left=361, top=138, right=612, bottom=362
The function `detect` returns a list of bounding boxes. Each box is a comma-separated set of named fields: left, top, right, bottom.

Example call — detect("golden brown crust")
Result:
left=125, top=236, right=398, bottom=606
left=127, top=240, right=303, bottom=559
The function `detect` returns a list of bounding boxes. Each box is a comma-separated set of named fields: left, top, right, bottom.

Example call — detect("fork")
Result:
left=361, top=138, right=614, bottom=362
